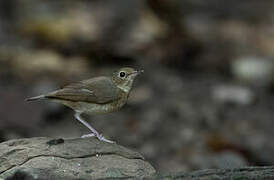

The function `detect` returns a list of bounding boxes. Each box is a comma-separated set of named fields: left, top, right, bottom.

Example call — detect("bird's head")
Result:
left=112, top=67, right=143, bottom=93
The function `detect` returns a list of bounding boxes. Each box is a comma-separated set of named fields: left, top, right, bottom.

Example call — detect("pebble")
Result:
left=231, top=56, right=274, bottom=85
left=212, top=84, right=255, bottom=105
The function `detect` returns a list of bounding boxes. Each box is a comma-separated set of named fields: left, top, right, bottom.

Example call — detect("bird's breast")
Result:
left=76, top=93, right=128, bottom=115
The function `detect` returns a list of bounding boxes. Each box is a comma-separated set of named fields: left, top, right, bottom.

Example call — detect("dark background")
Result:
left=1, top=0, right=274, bottom=173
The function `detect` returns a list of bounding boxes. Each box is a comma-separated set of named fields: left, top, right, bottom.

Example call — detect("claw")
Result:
left=81, top=133, right=115, bottom=143
left=81, top=133, right=95, bottom=138
left=97, top=134, right=115, bottom=143
left=74, top=113, right=115, bottom=143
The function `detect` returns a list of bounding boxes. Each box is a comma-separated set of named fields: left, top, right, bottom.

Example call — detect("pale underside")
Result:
left=53, top=99, right=127, bottom=115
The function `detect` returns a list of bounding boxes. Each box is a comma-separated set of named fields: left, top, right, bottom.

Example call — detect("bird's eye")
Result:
left=119, top=71, right=126, bottom=78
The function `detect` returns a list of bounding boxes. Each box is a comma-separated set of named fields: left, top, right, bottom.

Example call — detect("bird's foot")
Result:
left=81, top=133, right=95, bottom=138
left=96, top=134, right=115, bottom=143
left=81, top=133, right=115, bottom=143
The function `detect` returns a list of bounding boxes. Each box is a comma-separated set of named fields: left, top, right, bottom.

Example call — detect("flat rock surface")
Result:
left=0, top=137, right=156, bottom=180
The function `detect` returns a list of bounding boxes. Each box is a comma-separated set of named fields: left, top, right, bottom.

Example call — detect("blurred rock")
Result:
left=13, top=50, right=64, bottom=73
left=16, top=1, right=100, bottom=45
left=211, top=151, right=248, bottom=168
left=192, top=151, right=248, bottom=169
left=120, top=8, right=168, bottom=55
left=65, top=56, right=90, bottom=76
left=256, top=24, right=274, bottom=56
left=212, top=85, right=255, bottom=105
left=231, top=56, right=274, bottom=85
left=151, top=166, right=274, bottom=179
left=11, top=49, right=90, bottom=79
left=140, top=141, right=158, bottom=159
left=15, top=0, right=145, bottom=59
left=157, top=156, right=188, bottom=173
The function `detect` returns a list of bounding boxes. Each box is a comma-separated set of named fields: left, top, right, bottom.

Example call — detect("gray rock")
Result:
left=0, top=137, right=156, bottom=180
left=231, top=56, right=274, bottom=85
left=210, top=151, right=248, bottom=169
left=150, top=166, right=274, bottom=180
left=212, top=84, right=255, bottom=105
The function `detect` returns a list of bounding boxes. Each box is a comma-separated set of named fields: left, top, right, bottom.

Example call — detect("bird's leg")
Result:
left=74, top=112, right=115, bottom=143
left=74, top=112, right=98, bottom=137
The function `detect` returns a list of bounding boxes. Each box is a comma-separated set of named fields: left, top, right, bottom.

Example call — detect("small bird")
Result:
left=26, top=67, right=143, bottom=143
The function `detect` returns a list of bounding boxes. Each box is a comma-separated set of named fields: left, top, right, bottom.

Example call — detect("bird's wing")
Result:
left=46, top=77, right=122, bottom=104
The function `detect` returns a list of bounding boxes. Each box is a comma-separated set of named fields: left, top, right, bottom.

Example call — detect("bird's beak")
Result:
left=130, top=70, right=144, bottom=76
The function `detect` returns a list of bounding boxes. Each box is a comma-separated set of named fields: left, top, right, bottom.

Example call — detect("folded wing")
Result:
left=46, top=77, right=122, bottom=104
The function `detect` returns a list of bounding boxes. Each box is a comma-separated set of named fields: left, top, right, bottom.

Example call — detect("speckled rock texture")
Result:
left=149, top=166, right=274, bottom=180
left=0, top=137, right=156, bottom=180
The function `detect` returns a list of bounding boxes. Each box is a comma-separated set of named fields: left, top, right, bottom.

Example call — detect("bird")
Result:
left=26, top=67, right=143, bottom=143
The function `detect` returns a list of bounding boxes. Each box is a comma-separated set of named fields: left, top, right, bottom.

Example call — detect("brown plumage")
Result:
left=26, top=67, right=143, bottom=143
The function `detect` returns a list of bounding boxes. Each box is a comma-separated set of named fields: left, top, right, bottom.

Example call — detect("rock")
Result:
left=0, top=137, right=156, bottom=180
left=212, top=84, right=255, bottom=105
left=211, top=151, right=248, bottom=169
left=16, top=1, right=100, bottom=44
left=11, top=49, right=89, bottom=78
left=231, top=56, right=274, bottom=85
left=150, top=166, right=274, bottom=180
left=13, top=50, right=64, bottom=74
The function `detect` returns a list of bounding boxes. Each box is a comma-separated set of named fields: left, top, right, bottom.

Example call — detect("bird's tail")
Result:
left=25, top=95, right=45, bottom=101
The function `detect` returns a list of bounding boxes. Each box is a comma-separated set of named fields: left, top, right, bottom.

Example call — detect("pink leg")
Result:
left=74, top=113, right=115, bottom=143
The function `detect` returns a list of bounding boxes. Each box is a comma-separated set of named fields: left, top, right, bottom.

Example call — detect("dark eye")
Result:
left=119, top=71, right=126, bottom=78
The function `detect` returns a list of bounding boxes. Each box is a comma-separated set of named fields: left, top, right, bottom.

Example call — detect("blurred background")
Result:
left=1, top=0, right=274, bottom=173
